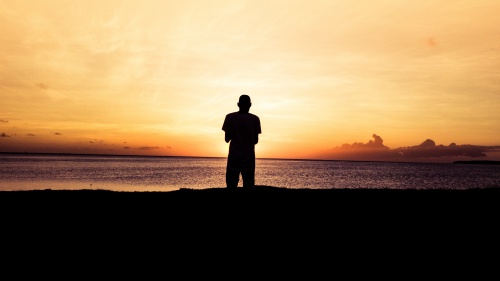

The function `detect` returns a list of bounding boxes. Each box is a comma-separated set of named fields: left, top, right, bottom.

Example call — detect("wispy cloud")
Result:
left=89, top=139, right=104, bottom=144
left=1, top=133, right=10, bottom=137
left=426, top=37, right=438, bottom=48
left=0, top=1, right=499, bottom=159
left=121, top=146, right=167, bottom=151
left=35, top=82, right=48, bottom=90
left=138, top=146, right=160, bottom=150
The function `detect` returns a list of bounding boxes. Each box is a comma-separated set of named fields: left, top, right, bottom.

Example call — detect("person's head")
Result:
left=238, top=95, right=251, bottom=112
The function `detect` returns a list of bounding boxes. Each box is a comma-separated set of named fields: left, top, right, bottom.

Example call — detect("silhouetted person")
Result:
left=222, top=95, right=262, bottom=188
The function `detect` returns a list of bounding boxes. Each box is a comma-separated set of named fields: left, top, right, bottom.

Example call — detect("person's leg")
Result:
left=241, top=169, right=255, bottom=188
left=226, top=167, right=240, bottom=188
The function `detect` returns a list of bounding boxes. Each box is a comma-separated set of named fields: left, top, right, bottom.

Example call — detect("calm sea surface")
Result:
left=1, top=153, right=499, bottom=191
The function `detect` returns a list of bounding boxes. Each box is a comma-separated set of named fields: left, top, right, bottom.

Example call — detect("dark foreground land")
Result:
left=2, top=186, right=499, bottom=226
left=2, top=186, right=499, bottom=268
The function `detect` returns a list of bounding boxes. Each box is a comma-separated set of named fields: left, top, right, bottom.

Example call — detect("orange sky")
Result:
left=1, top=0, right=499, bottom=161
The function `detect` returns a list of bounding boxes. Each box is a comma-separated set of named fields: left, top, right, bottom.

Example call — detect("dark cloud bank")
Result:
left=322, top=134, right=500, bottom=162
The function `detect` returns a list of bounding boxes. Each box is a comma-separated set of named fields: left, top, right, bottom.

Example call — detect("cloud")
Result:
left=0, top=120, right=8, bottom=123
left=52, top=132, right=62, bottom=136
left=122, top=146, right=163, bottom=150
left=323, top=134, right=499, bottom=162
left=138, top=146, right=160, bottom=150
left=426, top=37, right=438, bottom=48
left=394, top=139, right=492, bottom=158
left=26, top=133, right=36, bottom=137
left=419, top=139, right=436, bottom=147
left=1, top=133, right=10, bottom=137
left=35, top=83, right=48, bottom=90
left=337, top=134, right=389, bottom=150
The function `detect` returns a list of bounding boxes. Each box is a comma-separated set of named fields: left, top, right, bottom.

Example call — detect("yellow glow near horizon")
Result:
left=1, top=0, right=500, bottom=161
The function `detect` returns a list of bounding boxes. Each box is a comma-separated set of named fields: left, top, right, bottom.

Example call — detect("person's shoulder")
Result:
left=225, top=112, right=239, bottom=118
left=249, top=113, right=260, bottom=119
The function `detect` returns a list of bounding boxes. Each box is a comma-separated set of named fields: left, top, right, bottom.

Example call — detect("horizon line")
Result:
left=2, top=151, right=495, bottom=165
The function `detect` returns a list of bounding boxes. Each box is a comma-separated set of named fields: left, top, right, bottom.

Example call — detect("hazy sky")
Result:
left=1, top=0, right=499, bottom=161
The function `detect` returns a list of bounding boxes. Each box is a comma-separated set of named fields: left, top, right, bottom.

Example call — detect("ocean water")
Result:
left=1, top=153, right=499, bottom=191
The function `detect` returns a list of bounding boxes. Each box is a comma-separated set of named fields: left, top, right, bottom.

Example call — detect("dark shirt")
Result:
left=222, top=112, right=261, bottom=171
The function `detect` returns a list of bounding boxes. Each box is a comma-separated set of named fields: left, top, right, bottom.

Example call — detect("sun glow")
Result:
left=1, top=0, right=500, bottom=162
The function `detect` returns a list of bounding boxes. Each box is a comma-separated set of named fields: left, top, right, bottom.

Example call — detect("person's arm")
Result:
left=222, top=115, right=231, bottom=143
left=255, top=117, right=261, bottom=145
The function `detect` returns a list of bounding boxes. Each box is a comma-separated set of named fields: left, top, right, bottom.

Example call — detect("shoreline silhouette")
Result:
left=2, top=186, right=498, bottom=245
left=2, top=185, right=498, bottom=205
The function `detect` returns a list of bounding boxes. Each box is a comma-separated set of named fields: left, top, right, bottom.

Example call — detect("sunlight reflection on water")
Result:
left=1, top=154, right=499, bottom=191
